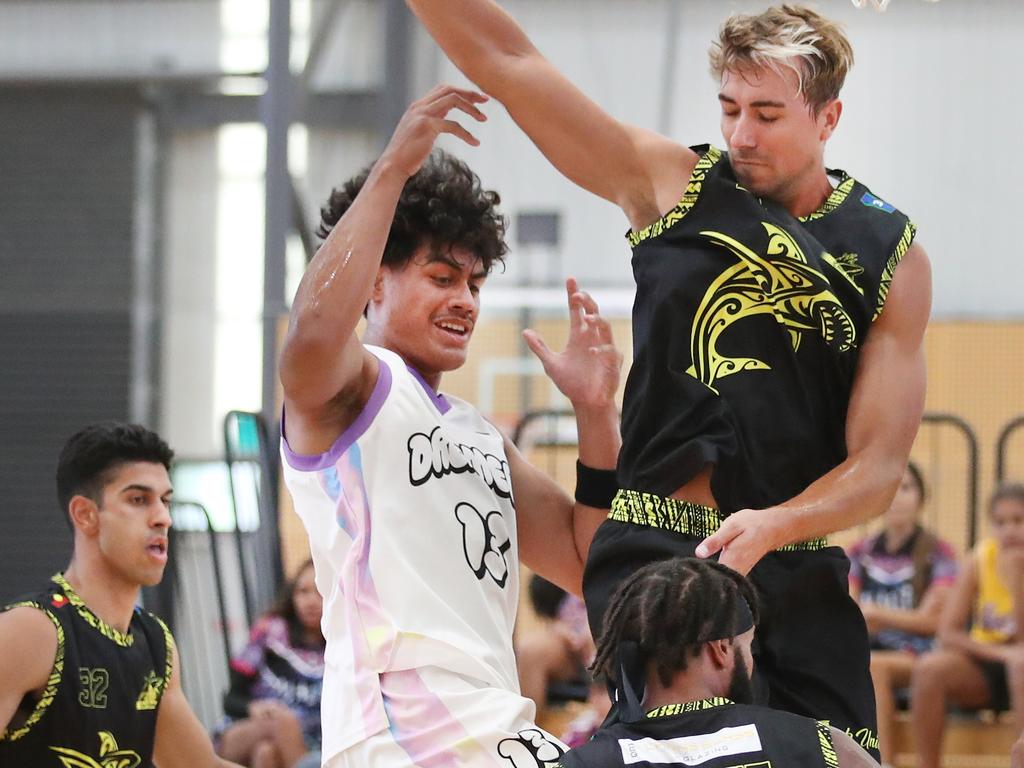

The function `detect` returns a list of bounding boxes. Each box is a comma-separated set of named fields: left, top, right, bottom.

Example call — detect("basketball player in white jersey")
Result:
left=278, top=85, right=622, bottom=768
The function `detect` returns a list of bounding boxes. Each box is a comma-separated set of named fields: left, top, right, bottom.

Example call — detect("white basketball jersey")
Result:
left=282, top=346, right=525, bottom=761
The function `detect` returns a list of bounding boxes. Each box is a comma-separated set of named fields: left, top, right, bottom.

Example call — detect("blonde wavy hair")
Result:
left=709, top=4, right=854, bottom=114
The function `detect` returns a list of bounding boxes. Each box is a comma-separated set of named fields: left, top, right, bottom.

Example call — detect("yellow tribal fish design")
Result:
left=686, top=223, right=856, bottom=393
left=50, top=731, right=141, bottom=768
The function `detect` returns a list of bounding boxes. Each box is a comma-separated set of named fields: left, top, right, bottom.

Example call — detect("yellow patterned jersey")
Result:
left=618, top=145, right=915, bottom=515
left=970, top=539, right=1017, bottom=645
left=0, top=573, right=173, bottom=767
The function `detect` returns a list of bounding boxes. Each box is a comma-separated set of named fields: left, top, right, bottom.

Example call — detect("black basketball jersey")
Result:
left=619, top=145, right=915, bottom=514
left=555, top=697, right=838, bottom=768
left=0, top=573, right=173, bottom=768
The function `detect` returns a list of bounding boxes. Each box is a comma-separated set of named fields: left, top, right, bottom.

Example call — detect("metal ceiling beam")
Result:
left=159, top=88, right=380, bottom=129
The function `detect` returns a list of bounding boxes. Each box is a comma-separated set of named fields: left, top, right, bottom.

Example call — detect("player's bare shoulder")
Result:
left=0, top=605, right=59, bottom=695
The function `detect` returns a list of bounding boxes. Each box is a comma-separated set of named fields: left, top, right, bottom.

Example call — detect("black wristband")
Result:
left=575, top=460, right=618, bottom=508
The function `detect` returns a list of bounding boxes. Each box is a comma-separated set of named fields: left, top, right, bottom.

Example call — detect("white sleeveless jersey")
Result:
left=282, top=346, right=527, bottom=762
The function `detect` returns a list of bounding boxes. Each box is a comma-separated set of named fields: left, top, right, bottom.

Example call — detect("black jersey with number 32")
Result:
left=0, top=573, right=173, bottom=768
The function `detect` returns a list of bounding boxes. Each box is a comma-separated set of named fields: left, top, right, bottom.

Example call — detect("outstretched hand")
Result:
left=523, top=277, right=622, bottom=409
left=380, top=84, right=489, bottom=179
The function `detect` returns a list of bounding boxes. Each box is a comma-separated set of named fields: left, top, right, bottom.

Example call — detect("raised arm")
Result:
left=405, top=0, right=695, bottom=228
left=279, top=85, right=487, bottom=454
left=698, top=243, right=932, bottom=574
left=507, top=279, right=622, bottom=595
left=152, top=642, right=243, bottom=768
left=0, top=607, right=57, bottom=736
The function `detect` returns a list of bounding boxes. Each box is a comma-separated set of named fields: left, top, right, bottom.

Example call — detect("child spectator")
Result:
left=847, top=462, right=958, bottom=765
left=911, top=484, right=1024, bottom=768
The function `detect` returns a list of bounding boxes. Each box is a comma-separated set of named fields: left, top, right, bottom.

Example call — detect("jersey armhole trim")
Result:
left=281, top=355, right=394, bottom=472
left=0, top=604, right=64, bottom=743
left=816, top=720, right=840, bottom=768
left=872, top=220, right=917, bottom=321
left=626, top=146, right=722, bottom=247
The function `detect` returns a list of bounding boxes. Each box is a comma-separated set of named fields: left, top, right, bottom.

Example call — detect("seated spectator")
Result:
left=516, top=574, right=594, bottom=710
left=847, top=462, right=958, bottom=766
left=216, top=560, right=325, bottom=768
left=911, top=484, right=1024, bottom=768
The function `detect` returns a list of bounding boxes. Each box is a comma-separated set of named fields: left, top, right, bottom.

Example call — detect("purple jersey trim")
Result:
left=281, top=359, right=393, bottom=471
left=406, top=364, right=451, bottom=415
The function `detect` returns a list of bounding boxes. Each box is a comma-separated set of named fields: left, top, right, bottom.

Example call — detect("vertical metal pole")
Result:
left=131, top=107, right=159, bottom=428
left=380, top=0, right=414, bottom=146
left=262, top=0, right=292, bottom=425
left=659, top=0, right=682, bottom=136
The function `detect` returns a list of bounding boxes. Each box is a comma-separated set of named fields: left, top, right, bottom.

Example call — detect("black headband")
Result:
left=704, top=596, right=755, bottom=642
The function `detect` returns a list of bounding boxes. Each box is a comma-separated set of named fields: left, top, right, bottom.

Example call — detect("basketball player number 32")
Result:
left=78, top=667, right=110, bottom=709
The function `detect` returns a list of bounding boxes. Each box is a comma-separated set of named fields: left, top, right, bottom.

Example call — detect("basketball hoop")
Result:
left=851, top=0, right=940, bottom=10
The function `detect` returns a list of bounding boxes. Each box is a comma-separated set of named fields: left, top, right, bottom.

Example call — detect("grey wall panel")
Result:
left=0, top=89, right=138, bottom=312
left=0, top=87, right=137, bottom=602
left=0, top=313, right=132, bottom=601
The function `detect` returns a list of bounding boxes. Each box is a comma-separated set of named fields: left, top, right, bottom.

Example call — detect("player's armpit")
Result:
left=0, top=606, right=58, bottom=736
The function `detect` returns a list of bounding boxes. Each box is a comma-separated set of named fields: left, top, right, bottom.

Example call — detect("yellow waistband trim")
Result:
left=609, top=489, right=827, bottom=551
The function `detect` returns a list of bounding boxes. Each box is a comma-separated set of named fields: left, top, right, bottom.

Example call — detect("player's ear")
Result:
left=69, top=494, right=100, bottom=536
left=818, top=98, right=842, bottom=141
left=706, top=638, right=732, bottom=670
left=370, top=267, right=387, bottom=304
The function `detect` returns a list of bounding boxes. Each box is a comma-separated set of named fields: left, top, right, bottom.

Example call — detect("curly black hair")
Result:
left=590, top=557, right=760, bottom=689
left=56, top=422, right=174, bottom=526
left=317, top=149, right=508, bottom=273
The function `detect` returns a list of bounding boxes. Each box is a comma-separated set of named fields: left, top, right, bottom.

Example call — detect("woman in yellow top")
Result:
left=910, top=484, right=1024, bottom=768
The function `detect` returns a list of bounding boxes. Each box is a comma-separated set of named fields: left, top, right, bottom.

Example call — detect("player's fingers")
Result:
left=438, top=118, right=480, bottom=146
left=420, top=83, right=488, bottom=107
left=425, top=91, right=488, bottom=123
left=584, top=313, right=615, bottom=344
left=566, top=286, right=587, bottom=333
left=575, top=290, right=600, bottom=317
left=695, top=526, right=734, bottom=558
left=522, top=329, right=553, bottom=365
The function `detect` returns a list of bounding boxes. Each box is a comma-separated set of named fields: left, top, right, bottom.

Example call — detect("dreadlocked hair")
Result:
left=317, top=149, right=508, bottom=273
left=590, top=557, right=760, bottom=689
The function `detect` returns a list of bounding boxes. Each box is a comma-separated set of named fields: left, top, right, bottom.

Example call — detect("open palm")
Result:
left=523, top=278, right=622, bottom=408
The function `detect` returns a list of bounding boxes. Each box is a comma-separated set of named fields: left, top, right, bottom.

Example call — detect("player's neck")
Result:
left=643, top=668, right=723, bottom=711
left=362, top=331, right=444, bottom=392
left=778, top=167, right=833, bottom=219
left=63, top=557, right=141, bottom=634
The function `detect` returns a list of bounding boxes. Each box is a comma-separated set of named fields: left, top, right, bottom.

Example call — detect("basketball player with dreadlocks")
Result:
left=554, top=558, right=879, bottom=768
left=405, top=2, right=931, bottom=758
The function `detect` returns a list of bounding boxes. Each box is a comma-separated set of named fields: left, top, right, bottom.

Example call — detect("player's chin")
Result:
left=434, top=341, right=472, bottom=371
left=138, top=563, right=168, bottom=587
left=733, top=167, right=774, bottom=196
